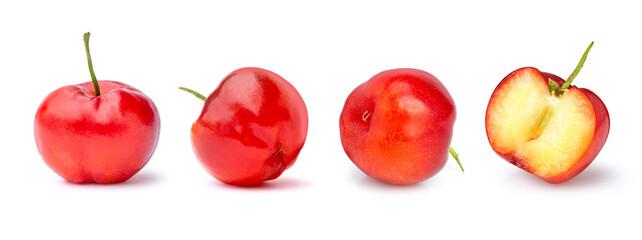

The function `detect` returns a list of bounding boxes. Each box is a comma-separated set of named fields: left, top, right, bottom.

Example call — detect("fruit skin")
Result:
left=35, top=81, right=160, bottom=183
left=190, top=67, right=308, bottom=186
left=339, top=68, right=456, bottom=185
left=485, top=67, right=610, bottom=183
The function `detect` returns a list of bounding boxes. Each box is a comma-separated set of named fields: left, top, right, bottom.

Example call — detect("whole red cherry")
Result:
left=340, top=68, right=462, bottom=185
left=34, top=32, right=160, bottom=183
left=180, top=67, right=308, bottom=187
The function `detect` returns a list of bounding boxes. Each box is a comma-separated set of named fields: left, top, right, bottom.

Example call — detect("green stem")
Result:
left=559, top=42, right=594, bottom=93
left=179, top=87, right=207, bottom=101
left=83, top=32, right=100, bottom=96
left=449, top=146, right=464, bottom=172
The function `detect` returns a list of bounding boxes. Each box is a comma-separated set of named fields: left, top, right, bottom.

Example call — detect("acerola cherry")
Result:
left=340, top=68, right=462, bottom=185
left=34, top=32, right=160, bottom=183
left=180, top=67, right=308, bottom=186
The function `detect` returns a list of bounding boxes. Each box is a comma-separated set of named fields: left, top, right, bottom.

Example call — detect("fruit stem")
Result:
left=271, top=143, right=286, bottom=159
left=83, top=32, right=100, bottom=97
left=362, top=110, right=371, bottom=121
left=449, top=146, right=464, bottom=172
left=179, top=87, right=207, bottom=101
left=558, top=42, right=594, bottom=94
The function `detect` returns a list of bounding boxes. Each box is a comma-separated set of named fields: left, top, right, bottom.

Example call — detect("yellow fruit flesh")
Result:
left=519, top=91, right=595, bottom=177
left=487, top=70, right=595, bottom=177
left=487, top=70, right=551, bottom=152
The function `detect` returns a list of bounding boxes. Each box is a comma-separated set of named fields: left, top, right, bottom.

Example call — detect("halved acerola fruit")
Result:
left=486, top=67, right=609, bottom=183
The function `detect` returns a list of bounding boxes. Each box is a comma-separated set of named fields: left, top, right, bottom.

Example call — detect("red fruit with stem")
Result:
left=339, top=68, right=463, bottom=185
left=180, top=67, right=308, bottom=187
left=34, top=32, right=160, bottom=183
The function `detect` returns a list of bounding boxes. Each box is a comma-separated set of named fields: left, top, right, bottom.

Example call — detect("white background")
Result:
left=1, top=0, right=640, bottom=239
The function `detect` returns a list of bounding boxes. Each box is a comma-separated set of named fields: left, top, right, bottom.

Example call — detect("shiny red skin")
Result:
left=190, top=67, right=308, bottom=187
left=34, top=81, right=160, bottom=183
left=485, top=67, right=610, bottom=183
left=339, top=68, right=456, bottom=185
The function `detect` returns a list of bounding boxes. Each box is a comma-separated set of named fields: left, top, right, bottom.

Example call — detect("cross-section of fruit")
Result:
left=485, top=43, right=609, bottom=183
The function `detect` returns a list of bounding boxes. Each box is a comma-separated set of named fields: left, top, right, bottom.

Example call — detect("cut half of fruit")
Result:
left=486, top=67, right=597, bottom=181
